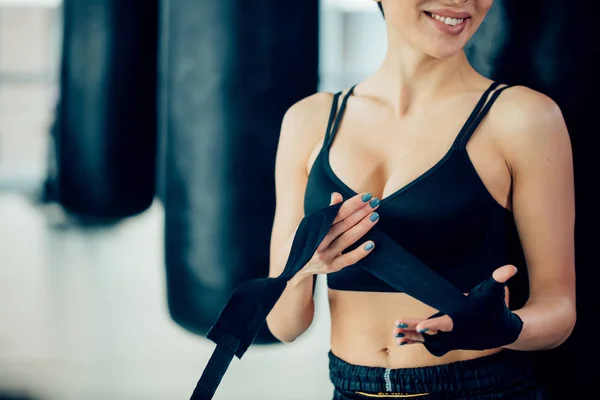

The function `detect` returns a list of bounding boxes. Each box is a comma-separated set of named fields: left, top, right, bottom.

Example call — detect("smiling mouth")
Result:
left=424, top=11, right=470, bottom=27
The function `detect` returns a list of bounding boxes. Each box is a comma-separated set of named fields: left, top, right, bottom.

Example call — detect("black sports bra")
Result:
left=303, top=82, right=529, bottom=295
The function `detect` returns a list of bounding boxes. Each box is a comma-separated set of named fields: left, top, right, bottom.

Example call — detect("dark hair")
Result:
left=377, top=2, right=384, bottom=17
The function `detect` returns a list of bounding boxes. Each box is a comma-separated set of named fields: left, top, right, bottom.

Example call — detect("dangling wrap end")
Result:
left=191, top=330, right=241, bottom=400
left=191, top=203, right=343, bottom=399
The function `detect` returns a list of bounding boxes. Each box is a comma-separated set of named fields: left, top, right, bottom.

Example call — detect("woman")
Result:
left=266, top=0, right=575, bottom=399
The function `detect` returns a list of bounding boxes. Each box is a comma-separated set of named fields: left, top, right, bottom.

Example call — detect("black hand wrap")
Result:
left=191, top=203, right=524, bottom=399
left=423, top=276, right=523, bottom=357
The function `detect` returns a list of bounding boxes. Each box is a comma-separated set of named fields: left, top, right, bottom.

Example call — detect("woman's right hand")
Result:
left=291, top=191, right=381, bottom=284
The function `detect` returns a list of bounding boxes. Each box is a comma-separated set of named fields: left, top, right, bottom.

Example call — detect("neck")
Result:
left=368, top=26, right=477, bottom=117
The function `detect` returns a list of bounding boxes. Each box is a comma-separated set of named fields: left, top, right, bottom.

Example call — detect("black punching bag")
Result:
left=159, top=1, right=318, bottom=343
left=466, top=1, right=590, bottom=399
left=56, top=0, right=158, bottom=218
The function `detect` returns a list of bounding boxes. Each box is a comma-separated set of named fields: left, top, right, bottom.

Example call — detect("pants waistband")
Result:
left=329, top=350, right=537, bottom=395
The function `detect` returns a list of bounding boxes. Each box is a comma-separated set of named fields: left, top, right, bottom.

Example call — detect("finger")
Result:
left=492, top=264, right=518, bottom=283
left=331, top=192, right=380, bottom=225
left=473, top=264, right=517, bottom=298
left=396, top=338, right=422, bottom=346
left=328, top=241, right=375, bottom=272
left=393, top=318, right=425, bottom=330
left=320, top=194, right=380, bottom=250
left=330, top=192, right=344, bottom=205
left=392, top=329, right=424, bottom=342
left=328, top=210, right=380, bottom=254
left=415, top=315, right=454, bottom=334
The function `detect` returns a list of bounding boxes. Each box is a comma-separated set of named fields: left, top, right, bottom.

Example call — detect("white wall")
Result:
left=319, top=0, right=388, bottom=92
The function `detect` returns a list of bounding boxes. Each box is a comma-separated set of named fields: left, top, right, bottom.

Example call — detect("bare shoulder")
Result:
left=489, top=85, right=571, bottom=163
left=279, top=91, right=336, bottom=154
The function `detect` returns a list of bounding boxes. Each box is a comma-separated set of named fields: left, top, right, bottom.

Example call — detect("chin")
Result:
left=423, top=42, right=466, bottom=59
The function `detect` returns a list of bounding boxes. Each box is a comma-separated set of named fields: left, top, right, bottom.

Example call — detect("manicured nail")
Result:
left=399, top=342, right=407, bottom=346
left=364, top=242, right=374, bottom=251
left=369, top=212, right=379, bottom=222
left=369, top=198, right=380, bottom=208
left=397, top=323, right=408, bottom=329
left=395, top=333, right=405, bottom=338
left=361, top=193, right=372, bottom=202
left=418, top=328, right=429, bottom=333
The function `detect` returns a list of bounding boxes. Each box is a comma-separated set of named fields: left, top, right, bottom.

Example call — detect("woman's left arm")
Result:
left=498, top=87, right=576, bottom=350
left=405, top=87, right=577, bottom=352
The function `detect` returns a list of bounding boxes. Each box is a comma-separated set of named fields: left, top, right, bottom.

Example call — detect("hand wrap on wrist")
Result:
left=422, top=276, right=523, bottom=357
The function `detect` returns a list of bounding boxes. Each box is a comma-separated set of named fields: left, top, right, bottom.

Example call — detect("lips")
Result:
left=423, top=10, right=471, bottom=36
left=424, top=8, right=471, bottom=19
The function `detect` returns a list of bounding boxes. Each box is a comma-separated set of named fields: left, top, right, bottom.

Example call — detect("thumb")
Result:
left=330, top=192, right=343, bottom=205
left=492, top=264, right=518, bottom=284
left=473, top=264, right=517, bottom=299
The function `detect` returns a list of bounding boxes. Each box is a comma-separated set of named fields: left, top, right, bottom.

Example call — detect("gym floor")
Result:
left=0, top=195, right=334, bottom=399
left=0, top=2, right=386, bottom=399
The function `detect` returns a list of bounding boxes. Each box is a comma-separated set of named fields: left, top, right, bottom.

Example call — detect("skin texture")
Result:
left=266, top=0, right=576, bottom=368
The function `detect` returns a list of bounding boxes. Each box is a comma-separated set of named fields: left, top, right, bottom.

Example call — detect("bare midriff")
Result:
left=328, top=289, right=502, bottom=368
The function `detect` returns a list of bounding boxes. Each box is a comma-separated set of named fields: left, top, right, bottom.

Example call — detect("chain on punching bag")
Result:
left=159, top=0, right=319, bottom=343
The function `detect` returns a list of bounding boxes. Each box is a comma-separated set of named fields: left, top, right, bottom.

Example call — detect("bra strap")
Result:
left=456, top=84, right=513, bottom=151
left=323, top=85, right=356, bottom=148
left=451, top=81, right=501, bottom=150
left=323, top=91, right=341, bottom=148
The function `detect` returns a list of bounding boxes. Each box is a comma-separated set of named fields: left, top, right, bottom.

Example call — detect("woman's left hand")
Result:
left=393, top=265, right=522, bottom=355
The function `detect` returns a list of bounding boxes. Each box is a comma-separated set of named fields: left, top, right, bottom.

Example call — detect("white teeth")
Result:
left=429, top=12, right=465, bottom=26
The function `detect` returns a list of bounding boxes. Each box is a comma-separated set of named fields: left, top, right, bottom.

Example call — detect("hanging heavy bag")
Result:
left=56, top=0, right=159, bottom=218
left=158, top=0, right=319, bottom=341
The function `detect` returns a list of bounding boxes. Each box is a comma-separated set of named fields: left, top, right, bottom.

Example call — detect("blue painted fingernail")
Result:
left=397, top=323, right=408, bottom=328
left=395, top=333, right=405, bottom=338
left=399, top=342, right=407, bottom=346
left=418, top=328, right=429, bottom=333
left=364, top=242, right=374, bottom=251
left=369, top=212, right=379, bottom=222
left=361, top=193, right=372, bottom=202
left=370, top=198, right=380, bottom=208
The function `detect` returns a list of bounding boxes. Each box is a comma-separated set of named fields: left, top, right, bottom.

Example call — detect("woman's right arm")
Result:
left=265, top=93, right=332, bottom=343
left=266, top=92, right=381, bottom=343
